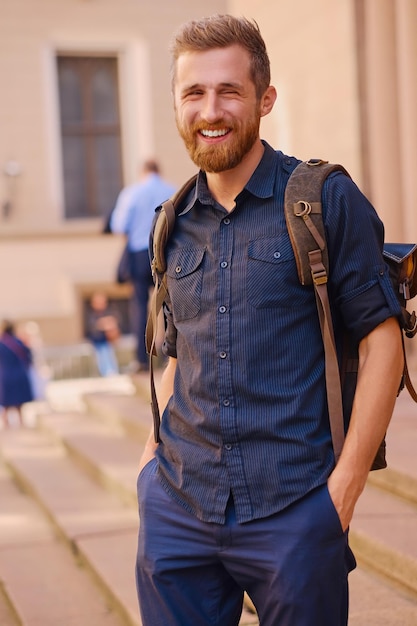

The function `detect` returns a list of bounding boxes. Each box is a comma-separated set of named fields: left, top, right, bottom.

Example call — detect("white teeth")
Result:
left=201, top=129, right=228, bottom=137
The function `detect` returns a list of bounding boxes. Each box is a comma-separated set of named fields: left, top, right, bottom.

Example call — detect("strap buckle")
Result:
left=312, top=271, right=328, bottom=286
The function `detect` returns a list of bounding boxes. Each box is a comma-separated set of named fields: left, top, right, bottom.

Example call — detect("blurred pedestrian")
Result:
left=0, top=320, right=34, bottom=428
left=18, top=320, right=50, bottom=401
left=110, top=159, right=176, bottom=372
left=85, top=292, right=120, bottom=377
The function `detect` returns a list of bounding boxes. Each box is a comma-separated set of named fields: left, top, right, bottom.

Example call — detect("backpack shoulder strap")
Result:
left=151, top=175, right=198, bottom=276
left=146, top=173, right=198, bottom=355
left=146, top=174, right=197, bottom=442
left=284, top=159, right=350, bottom=463
left=284, top=159, right=350, bottom=286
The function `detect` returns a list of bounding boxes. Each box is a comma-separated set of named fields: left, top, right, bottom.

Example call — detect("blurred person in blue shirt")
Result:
left=111, top=160, right=176, bottom=371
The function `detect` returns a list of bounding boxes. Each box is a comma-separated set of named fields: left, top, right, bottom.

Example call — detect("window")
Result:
left=57, top=55, right=123, bottom=219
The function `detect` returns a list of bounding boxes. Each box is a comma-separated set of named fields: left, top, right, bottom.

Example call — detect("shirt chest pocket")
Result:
left=247, top=236, right=309, bottom=308
left=166, top=247, right=206, bottom=322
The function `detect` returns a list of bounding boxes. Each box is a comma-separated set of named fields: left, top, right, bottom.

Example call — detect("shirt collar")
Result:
left=179, top=141, right=287, bottom=215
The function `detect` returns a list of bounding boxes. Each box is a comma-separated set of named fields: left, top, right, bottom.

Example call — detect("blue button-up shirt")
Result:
left=155, top=143, right=401, bottom=524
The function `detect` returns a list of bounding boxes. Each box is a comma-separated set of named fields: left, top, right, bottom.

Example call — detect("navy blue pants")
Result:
left=136, top=459, right=356, bottom=626
left=129, top=249, right=154, bottom=366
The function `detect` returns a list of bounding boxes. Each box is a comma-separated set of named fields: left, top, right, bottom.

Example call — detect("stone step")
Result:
left=350, top=390, right=417, bottom=596
left=0, top=590, right=20, bottom=626
left=0, top=456, right=131, bottom=626
left=39, top=411, right=144, bottom=507
left=367, top=391, right=417, bottom=506
left=82, top=391, right=153, bottom=442
left=348, top=566, right=417, bottom=625
left=0, top=428, right=141, bottom=626
left=129, top=370, right=159, bottom=401
left=350, top=481, right=417, bottom=597
left=44, top=375, right=137, bottom=414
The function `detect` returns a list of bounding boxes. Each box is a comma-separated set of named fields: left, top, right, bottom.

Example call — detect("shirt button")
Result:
left=219, top=306, right=227, bottom=314
left=219, top=351, right=227, bottom=359
left=220, top=261, right=228, bottom=268
left=225, top=443, right=232, bottom=451
left=223, top=217, right=231, bottom=225
left=223, top=399, right=230, bottom=406
left=273, top=252, right=281, bottom=259
left=175, top=266, right=182, bottom=273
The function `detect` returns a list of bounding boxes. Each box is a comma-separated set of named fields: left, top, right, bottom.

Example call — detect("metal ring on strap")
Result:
left=295, top=200, right=312, bottom=217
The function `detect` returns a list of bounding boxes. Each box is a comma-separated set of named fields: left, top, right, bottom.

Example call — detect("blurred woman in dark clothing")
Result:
left=0, top=321, right=33, bottom=427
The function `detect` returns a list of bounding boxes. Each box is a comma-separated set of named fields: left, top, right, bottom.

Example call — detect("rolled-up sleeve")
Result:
left=323, top=173, right=402, bottom=345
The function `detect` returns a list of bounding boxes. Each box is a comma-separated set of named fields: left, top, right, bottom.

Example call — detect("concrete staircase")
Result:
left=0, top=372, right=417, bottom=625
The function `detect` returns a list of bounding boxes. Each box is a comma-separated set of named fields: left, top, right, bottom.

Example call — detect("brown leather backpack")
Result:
left=284, top=159, right=417, bottom=469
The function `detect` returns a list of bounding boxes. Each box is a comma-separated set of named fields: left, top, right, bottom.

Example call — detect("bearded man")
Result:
left=135, top=14, right=403, bottom=626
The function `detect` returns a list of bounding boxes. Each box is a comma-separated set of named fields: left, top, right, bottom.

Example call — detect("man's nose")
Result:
left=201, top=92, right=222, bottom=123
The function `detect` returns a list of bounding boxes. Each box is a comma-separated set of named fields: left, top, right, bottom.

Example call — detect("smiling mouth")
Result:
left=200, top=129, right=230, bottom=138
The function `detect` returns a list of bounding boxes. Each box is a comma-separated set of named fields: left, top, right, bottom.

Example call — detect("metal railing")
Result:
left=42, top=336, right=136, bottom=380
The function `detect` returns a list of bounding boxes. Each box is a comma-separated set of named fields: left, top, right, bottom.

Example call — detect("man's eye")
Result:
left=184, top=90, right=203, bottom=98
left=220, top=90, right=241, bottom=98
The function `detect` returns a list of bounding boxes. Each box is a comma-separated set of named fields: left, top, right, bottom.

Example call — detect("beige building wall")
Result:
left=230, top=0, right=362, bottom=180
left=359, top=0, right=417, bottom=241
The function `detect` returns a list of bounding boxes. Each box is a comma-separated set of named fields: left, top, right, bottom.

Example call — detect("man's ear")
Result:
left=260, top=85, right=277, bottom=117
